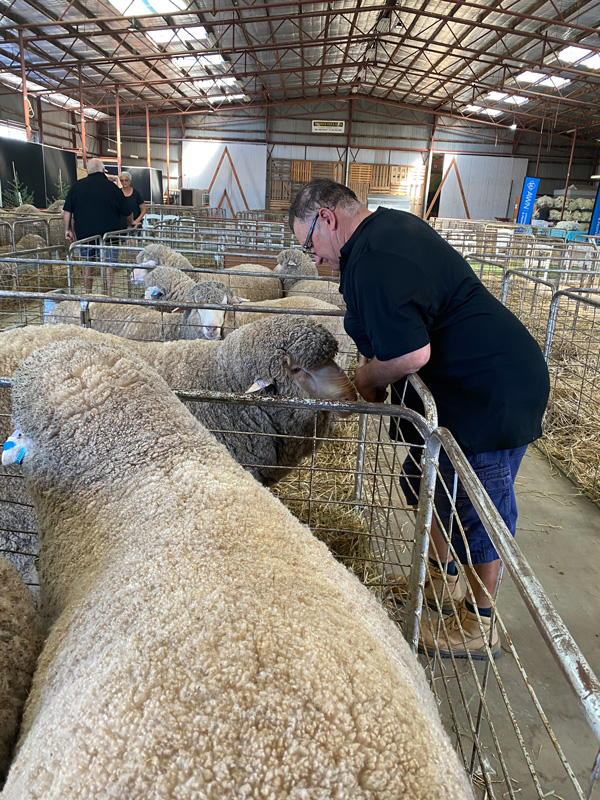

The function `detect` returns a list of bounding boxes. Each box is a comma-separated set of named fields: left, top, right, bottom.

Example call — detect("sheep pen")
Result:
left=1, top=337, right=474, bottom=798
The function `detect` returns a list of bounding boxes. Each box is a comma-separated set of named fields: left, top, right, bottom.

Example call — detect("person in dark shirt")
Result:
left=119, top=171, right=146, bottom=231
left=289, top=179, right=550, bottom=661
left=64, top=159, right=133, bottom=294
left=534, top=204, right=550, bottom=222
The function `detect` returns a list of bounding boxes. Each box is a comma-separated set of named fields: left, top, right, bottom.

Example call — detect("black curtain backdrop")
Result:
left=0, top=139, right=77, bottom=208
left=105, top=165, right=162, bottom=203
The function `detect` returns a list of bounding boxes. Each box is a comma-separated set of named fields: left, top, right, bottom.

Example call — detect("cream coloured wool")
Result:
left=0, top=556, right=41, bottom=787
left=2, top=339, right=474, bottom=799
left=0, top=318, right=356, bottom=484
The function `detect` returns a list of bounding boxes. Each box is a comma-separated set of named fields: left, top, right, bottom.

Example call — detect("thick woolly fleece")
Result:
left=0, top=317, right=348, bottom=484
left=136, top=244, right=194, bottom=272
left=15, top=235, right=46, bottom=252
left=215, top=263, right=281, bottom=303
left=0, top=556, right=41, bottom=787
left=2, top=339, right=474, bottom=800
left=223, top=295, right=354, bottom=370
left=275, top=248, right=345, bottom=310
left=142, top=266, right=196, bottom=305
left=46, top=301, right=194, bottom=342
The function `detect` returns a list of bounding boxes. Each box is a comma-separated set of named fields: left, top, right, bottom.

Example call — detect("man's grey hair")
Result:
left=288, top=179, right=361, bottom=230
left=119, top=171, right=132, bottom=182
left=87, top=158, right=105, bottom=175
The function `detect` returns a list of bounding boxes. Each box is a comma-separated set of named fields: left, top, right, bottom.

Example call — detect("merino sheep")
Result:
left=15, top=235, right=46, bottom=252
left=0, top=555, right=41, bottom=787
left=0, top=317, right=357, bottom=484
left=142, top=265, right=195, bottom=305
left=12, top=205, right=39, bottom=216
left=218, top=262, right=282, bottom=302
left=131, top=244, right=194, bottom=283
left=45, top=300, right=194, bottom=342
left=2, top=338, right=474, bottom=799
left=275, top=247, right=345, bottom=310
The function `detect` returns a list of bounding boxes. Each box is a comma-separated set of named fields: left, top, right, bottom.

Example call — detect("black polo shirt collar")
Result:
left=339, top=207, right=385, bottom=274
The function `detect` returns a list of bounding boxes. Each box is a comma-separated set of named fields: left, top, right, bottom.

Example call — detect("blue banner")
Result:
left=516, top=177, right=540, bottom=224
left=588, top=185, right=600, bottom=237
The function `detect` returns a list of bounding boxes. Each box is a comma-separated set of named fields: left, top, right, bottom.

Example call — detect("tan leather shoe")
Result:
left=389, top=562, right=464, bottom=614
left=419, top=599, right=501, bottom=660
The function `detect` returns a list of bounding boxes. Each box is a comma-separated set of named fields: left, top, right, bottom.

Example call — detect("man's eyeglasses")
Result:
left=301, top=213, right=319, bottom=253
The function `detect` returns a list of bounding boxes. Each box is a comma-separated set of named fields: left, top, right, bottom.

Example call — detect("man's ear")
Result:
left=319, top=207, right=338, bottom=231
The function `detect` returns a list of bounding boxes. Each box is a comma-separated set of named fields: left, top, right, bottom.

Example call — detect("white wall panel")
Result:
left=439, top=154, right=528, bottom=220
left=182, top=139, right=266, bottom=214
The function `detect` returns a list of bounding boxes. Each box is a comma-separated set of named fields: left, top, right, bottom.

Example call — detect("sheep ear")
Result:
left=232, top=295, right=250, bottom=304
left=245, top=377, right=275, bottom=394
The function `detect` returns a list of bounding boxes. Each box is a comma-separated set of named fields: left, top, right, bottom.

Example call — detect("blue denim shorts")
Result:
left=399, top=445, right=528, bottom=565
left=80, top=245, right=118, bottom=263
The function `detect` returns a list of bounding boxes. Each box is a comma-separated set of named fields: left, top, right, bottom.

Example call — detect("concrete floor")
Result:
left=426, top=445, right=600, bottom=800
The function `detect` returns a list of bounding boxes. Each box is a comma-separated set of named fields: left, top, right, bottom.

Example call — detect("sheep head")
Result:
left=132, top=244, right=175, bottom=284
left=274, top=248, right=319, bottom=293
left=237, top=316, right=357, bottom=403
left=181, top=281, right=234, bottom=340
left=143, top=266, right=186, bottom=303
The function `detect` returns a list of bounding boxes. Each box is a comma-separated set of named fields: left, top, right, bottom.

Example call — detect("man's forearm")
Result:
left=359, top=346, right=431, bottom=387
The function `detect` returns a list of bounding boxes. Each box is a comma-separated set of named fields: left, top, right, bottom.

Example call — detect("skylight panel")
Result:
left=581, top=53, right=600, bottom=70
left=538, top=76, right=571, bottom=88
left=174, top=56, right=200, bottom=69
left=465, top=104, right=483, bottom=112
left=199, top=54, right=225, bottom=66
left=207, top=93, right=247, bottom=103
left=503, top=95, right=529, bottom=105
left=486, top=91, right=507, bottom=101
left=484, top=108, right=502, bottom=117
left=516, top=71, right=545, bottom=82
left=558, top=45, right=592, bottom=63
left=110, top=0, right=187, bottom=16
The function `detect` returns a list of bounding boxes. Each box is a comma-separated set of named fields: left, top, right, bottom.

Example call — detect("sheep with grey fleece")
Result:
left=275, top=247, right=345, bottom=310
left=1, top=337, right=474, bottom=799
left=134, top=245, right=281, bottom=303
left=0, top=555, right=41, bottom=788
left=0, top=316, right=357, bottom=484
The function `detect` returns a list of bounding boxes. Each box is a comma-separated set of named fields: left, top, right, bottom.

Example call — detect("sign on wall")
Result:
left=311, top=120, right=345, bottom=134
left=588, top=185, right=600, bottom=237
left=516, top=176, right=540, bottom=224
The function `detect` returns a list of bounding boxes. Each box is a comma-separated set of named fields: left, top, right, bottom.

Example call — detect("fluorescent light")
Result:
left=207, top=93, right=247, bottom=103
left=107, top=148, right=118, bottom=153
left=590, top=174, right=600, bottom=180
left=516, top=71, right=545, bottom=82
left=128, top=154, right=140, bottom=159
left=486, top=91, right=508, bottom=101
left=509, top=121, right=517, bottom=130
left=558, top=45, right=592, bottom=63
left=538, top=76, right=571, bottom=88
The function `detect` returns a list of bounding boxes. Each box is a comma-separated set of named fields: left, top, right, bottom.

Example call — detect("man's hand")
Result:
left=354, top=356, right=389, bottom=403
left=65, top=230, right=75, bottom=243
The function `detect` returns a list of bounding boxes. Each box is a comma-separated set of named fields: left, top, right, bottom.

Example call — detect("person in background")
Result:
left=288, top=178, right=550, bottom=661
left=64, top=158, right=133, bottom=295
left=534, top=203, right=551, bottom=222
left=119, top=171, right=146, bottom=233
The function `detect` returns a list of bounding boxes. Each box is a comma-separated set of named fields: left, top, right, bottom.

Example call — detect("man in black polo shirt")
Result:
left=289, top=179, right=549, bottom=660
left=64, top=159, right=133, bottom=294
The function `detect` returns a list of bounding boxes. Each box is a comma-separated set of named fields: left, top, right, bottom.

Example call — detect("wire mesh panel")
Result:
left=540, top=290, right=600, bottom=503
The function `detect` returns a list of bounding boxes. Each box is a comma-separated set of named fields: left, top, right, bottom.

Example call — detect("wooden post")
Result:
left=421, top=118, right=436, bottom=218
left=36, top=96, right=44, bottom=144
left=18, top=30, right=31, bottom=141
left=115, top=87, right=122, bottom=175
left=166, top=117, right=170, bottom=205
left=78, top=66, right=87, bottom=170
left=345, top=99, right=353, bottom=186
left=425, top=157, right=470, bottom=220
left=145, top=106, right=151, bottom=167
